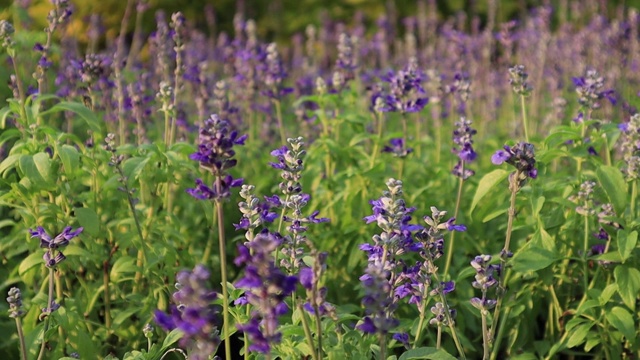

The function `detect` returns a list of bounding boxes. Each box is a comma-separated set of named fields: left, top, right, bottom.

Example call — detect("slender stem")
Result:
left=602, top=134, right=611, bottom=166
left=631, top=181, right=637, bottom=220
left=299, top=303, right=319, bottom=360
left=520, top=95, right=529, bottom=142
left=36, top=266, right=55, bottom=360
left=489, top=304, right=511, bottom=360
left=274, top=99, right=286, bottom=145
left=312, top=299, right=323, bottom=358
left=397, top=158, right=404, bottom=180
left=215, top=187, right=232, bottom=360
left=370, top=112, right=384, bottom=169
left=14, top=317, right=27, bottom=360
left=436, top=325, right=442, bottom=349
left=582, top=214, right=590, bottom=291
left=481, top=310, right=490, bottom=360
left=444, top=165, right=465, bottom=277
left=413, top=301, right=427, bottom=348
left=103, top=259, right=112, bottom=330
left=201, top=205, right=216, bottom=263
left=11, top=56, right=27, bottom=125
left=490, top=179, right=519, bottom=345
left=379, top=333, right=387, bottom=360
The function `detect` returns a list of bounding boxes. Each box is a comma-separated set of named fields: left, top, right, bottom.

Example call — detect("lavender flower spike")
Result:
left=491, top=142, right=538, bottom=180
left=154, top=265, right=220, bottom=360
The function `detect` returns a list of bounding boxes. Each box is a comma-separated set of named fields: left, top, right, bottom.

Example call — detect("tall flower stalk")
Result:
left=470, top=255, right=500, bottom=360
left=30, top=226, right=83, bottom=360
left=412, top=207, right=466, bottom=357
left=508, top=65, right=533, bottom=142
left=443, top=117, right=477, bottom=277
left=234, top=231, right=298, bottom=359
left=188, top=114, right=246, bottom=360
left=154, top=265, right=221, bottom=360
left=489, top=142, right=537, bottom=355
left=7, top=287, right=27, bottom=360
left=359, top=179, right=421, bottom=359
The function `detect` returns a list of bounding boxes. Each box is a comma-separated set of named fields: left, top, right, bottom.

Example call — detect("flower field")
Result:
left=1, top=1, right=639, bottom=359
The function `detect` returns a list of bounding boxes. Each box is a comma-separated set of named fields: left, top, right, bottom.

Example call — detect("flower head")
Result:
left=30, top=226, right=83, bottom=268
left=154, top=265, right=220, bottom=360
left=491, top=142, right=538, bottom=184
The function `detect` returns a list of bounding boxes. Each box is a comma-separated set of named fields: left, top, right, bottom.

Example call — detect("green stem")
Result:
left=299, top=303, right=319, bottom=360
left=490, top=179, right=519, bottom=345
left=489, top=304, right=511, bottom=360
left=370, top=112, right=384, bottom=169
left=36, top=266, right=55, bottom=360
left=14, top=317, right=27, bottom=360
left=412, top=301, right=427, bottom=348
left=582, top=214, right=590, bottom=291
left=103, top=259, right=112, bottom=331
left=201, top=205, right=216, bottom=263
left=215, top=191, right=232, bottom=360
left=397, top=158, right=404, bottom=180
left=379, top=333, right=387, bottom=360
left=274, top=99, right=287, bottom=145
left=602, top=134, right=611, bottom=166
left=444, top=165, right=465, bottom=277
left=631, top=181, right=637, bottom=220
left=481, top=310, right=490, bottom=360
left=436, top=325, right=442, bottom=349
left=312, top=299, right=323, bottom=358
left=520, top=95, right=529, bottom=142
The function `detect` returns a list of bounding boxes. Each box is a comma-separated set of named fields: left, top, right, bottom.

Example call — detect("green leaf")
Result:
left=19, top=154, right=49, bottom=189
left=617, top=230, right=637, bottom=263
left=75, top=207, right=100, bottom=237
left=566, top=322, right=592, bottom=348
left=110, top=256, right=138, bottom=282
left=58, top=144, right=80, bottom=178
left=470, top=169, right=510, bottom=213
left=398, top=347, right=457, bottom=360
left=614, top=265, right=640, bottom=311
left=33, top=152, right=54, bottom=184
left=512, top=246, right=558, bottom=272
left=160, top=328, right=184, bottom=351
left=19, top=251, right=43, bottom=277
left=0, top=154, right=21, bottom=176
left=596, top=166, right=627, bottom=216
left=605, top=307, right=636, bottom=345
left=42, top=101, right=102, bottom=133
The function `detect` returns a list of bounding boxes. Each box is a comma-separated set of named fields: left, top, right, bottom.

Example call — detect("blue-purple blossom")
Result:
left=470, top=255, right=500, bottom=312
left=452, top=117, right=477, bottom=179
left=508, top=65, right=532, bottom=96
left=30, top=226, right=83, bottom=268
left=359, top=179, right=423, bottom=336
left=379, top=58, right=428, bottom=114
left=234, top=184, right=278, bottom=235
left=572, top=69, right=616, bottom=110
left=154, top=265, right=220, bottom=360
left=382, top=137, right=413, bottom=158
left=7, top=287, right=25, bottom=318
left=491, top=142, right=538, bottom=181
left=188, top=114, right=246, bottom=201
left=235, top=231, right=297, bottom=355
left=619, top=113, right=640, bottom=180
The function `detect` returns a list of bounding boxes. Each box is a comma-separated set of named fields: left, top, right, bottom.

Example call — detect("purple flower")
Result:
left=382, top=138, right=413, bottom=158
left=154, top=265, right=220, bottom=360
left=491, top=142, right=537, bottom=180
left=189, top=114, right=246, bottom=199
left=235, top=231, right=297, bottom=355
left=572, top=69, right=616, bottom=110
left=30, top=226, right=83, bottom=268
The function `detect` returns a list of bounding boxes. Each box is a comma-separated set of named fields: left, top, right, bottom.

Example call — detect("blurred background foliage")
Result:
left=0, top=0, right=635, bottom=49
